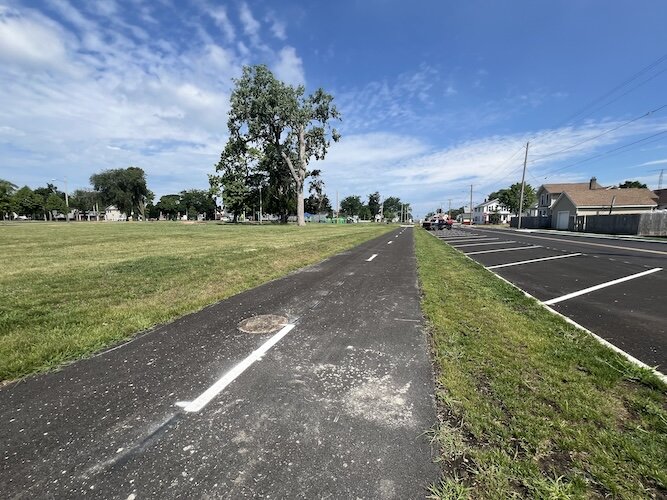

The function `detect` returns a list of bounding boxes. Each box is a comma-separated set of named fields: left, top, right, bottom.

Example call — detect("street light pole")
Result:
left=52, top=177, right=70, bottom=223
left=259, top=184, right=262, bottom=225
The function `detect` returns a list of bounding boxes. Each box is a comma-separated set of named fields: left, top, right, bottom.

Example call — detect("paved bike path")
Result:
left=0, top=227, right=439, bottom=499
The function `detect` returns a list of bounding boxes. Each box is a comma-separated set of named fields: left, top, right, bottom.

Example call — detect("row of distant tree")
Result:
left=0, top=167, right=217, bottom=221
left=338, top=192, right=411, bottom=220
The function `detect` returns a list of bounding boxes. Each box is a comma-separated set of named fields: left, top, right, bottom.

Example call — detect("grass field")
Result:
left=0, top=221, right=394, bottom=382
left=414, top=229, right=667, bottom=499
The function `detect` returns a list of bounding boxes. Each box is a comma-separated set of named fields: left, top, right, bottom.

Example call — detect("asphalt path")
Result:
left=0, top=227, right=439, bottom=499
left=433, top=226, right=666, bottom=371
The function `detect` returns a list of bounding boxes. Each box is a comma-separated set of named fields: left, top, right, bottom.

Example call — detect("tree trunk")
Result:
left=297, top=182, right=305, bottom=226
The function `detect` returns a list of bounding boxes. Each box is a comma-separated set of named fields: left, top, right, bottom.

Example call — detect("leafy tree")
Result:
left=382, top=196, right=403, bottom=220
left=220, top=64, right=341, bottom=226
left=618, top=180, right=647, bottom=189
left=156, top=194, right=181, bottom=220
left=180, top=189, right=216, bottom=220
left=210, top=140, right=257, bottom=222
left=90, top=167, right=149, bottom=220
left=339, top=195, right=364, bottom=217
left=496, top=183, right=536, bottom=215
left=0, top=179, right=18, bottom=220
left=70, top=189, right=101, bottom=220
left=33, top=185, right=62, bottom=220
left=488, top=209, right=502, bottom=225
left=304, top=169, right=330, bottom=215
left=11, top=186, right=43, bottom=218
left=45, top=193, right=67, bottom=218
left=368, top=192, right=381, bottom=217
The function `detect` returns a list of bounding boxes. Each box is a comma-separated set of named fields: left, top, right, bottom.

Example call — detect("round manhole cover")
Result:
left=238, top=314, right=288, bottom=334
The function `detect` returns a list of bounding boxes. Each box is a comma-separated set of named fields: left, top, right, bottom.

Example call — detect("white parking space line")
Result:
left=466, top=245, right=541, bottom=255
left=183, top=324, right=296, bottom=413
left=387, top=241, right=393, bottom=245
left=543, top=268, right=663, bottom=305
left=452, top=241, right=516, bottom=248
left=441, top=237, right=498, bottom=243
left=487, top=253, right=583, bottom=269
left=366, top=254, right=378, bottom=262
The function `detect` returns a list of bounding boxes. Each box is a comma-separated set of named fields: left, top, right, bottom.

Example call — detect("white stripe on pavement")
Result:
left=543, top=268, right=663, bottom=305
left=452, top=241, right=516, bottom=248
left=466, top=245, right=541, bottom=255
left=366, top=254, right=378, bottom=262
left=487, top=253, right=582, bottom=269
left=183, top=323, right=296, bottom=413
left=440, top=237, right=498, bottom=243
left=387, top=241, right=393, bottom=245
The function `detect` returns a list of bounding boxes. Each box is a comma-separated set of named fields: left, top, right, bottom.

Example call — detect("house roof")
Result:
left=654, top=188, right=667, bottom=206
left=561, top=188, right=658, bottom=208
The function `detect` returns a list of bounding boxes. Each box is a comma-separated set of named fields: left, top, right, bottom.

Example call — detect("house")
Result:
left=536, top=177, right=605, bottom=217
left=550, top=188, right=658, bottom=230
left=105, top=205, right=127, bottom=222
left=472, top=199, right=512, bottom=224
left=654, top=188, right=667, bottom=210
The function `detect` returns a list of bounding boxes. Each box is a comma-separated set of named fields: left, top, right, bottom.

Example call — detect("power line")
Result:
left=541, top=129, right=667, bottom=179
left=531, top=104, right=667, bottom=161
left=549, top=52, right=667, bottom=131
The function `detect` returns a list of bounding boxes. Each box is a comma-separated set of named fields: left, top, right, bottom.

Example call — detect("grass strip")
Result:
left=0, top=222, right=394, bottom=382
left=414, top=229, right=666, bottom=499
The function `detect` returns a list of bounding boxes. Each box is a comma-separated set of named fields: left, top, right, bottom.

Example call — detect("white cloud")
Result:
left=0, top=9, right=69, bottom=68
left=266, top=12, right=286, bottom=40
left=239, top=2, right=260, bottom=41
left=273, top=46, right=305, bottom=86
left=207, top=5, right=235, bottom=42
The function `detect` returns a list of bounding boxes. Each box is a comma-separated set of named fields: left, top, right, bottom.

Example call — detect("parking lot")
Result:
left=432, top=226, right=666, bottom=371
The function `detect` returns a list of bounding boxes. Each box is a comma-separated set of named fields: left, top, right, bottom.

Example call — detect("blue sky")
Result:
left=1, top=0, right=667, bottom=216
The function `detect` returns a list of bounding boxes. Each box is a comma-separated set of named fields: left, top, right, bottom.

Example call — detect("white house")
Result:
left=105, top=206, right=127, bottom=221
left=473, top=199, right=512, bottom=224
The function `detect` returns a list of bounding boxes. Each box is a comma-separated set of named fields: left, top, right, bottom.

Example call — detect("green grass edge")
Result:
left=414, top=228, right=667, bottom=499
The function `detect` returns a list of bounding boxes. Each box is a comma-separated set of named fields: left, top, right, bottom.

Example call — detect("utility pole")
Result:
left=259, top=184, right=262, bottom=225
left=517, top=141, right=530, bottom=230
left=448, top=199, right=452, bottom=220
left=469, top=184, right=473, bottom=226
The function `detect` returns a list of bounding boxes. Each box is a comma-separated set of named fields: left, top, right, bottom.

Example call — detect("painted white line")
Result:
left=543, top=268, right=663, bottom=305
left=183, top=323, right=296, bottom=413
left=427, top=228, right=666, bottom=382
left=387, top=241, right=393, bottom=245
left=487, top=253, right=583, bottom=269
left=484, top=258, right=667, bottom=383
left=452, top=241, right=516, bottom=248
left=441, top=237, right=498, bottom=243
left=466, top=245, right=541, bottom=255
left=471, top=228, right=667, bottom=256
left=366, top=254, right=378, bottom=262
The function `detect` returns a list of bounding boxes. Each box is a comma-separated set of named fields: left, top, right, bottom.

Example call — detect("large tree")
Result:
left=11, top=186, right=43, bottom=219
left=90, top=167, right=149, bottom=220
left=339, top=195, right=364, bottom=217
left=368, top=191, right=381, bottom=218
left=180, top=189, right=216, bottom=220
left=496, top=183, right=537, bottom=215
left=156, top=194, right=181, bottom=220
left=219, top=65, right=341, bottom=226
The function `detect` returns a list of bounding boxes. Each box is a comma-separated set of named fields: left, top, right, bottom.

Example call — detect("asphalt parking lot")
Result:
left=432, top=226, right=666, bottom=372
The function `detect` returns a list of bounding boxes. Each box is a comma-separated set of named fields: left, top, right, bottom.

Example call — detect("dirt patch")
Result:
left=238, top=314, right=288, bottom=334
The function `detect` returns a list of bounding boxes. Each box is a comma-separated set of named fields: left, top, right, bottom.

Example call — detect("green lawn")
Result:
left=0, top=221, right=394, bottom=382
left=414, top=229, right=667, bottom=499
